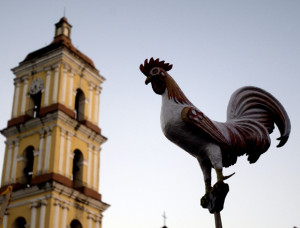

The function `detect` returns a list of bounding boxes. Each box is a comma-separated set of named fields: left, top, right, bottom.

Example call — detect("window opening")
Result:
left=23, top=146, right=34, bottom=187
left=13, top=217, right=26, bottom=228
left=72, top=149, right=83, bottom=187
left=74, top=89, right=85, bottom=121
left=70, top=219, right=83, bottom=228
left=29, top=91, right=41, bottom=118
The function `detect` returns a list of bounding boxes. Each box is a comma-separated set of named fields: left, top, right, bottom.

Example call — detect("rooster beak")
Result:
left=145, top=76, right=152, bottom=85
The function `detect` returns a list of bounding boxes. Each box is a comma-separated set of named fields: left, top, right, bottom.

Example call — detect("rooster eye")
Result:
left=151, top=68, right=159, bottom=75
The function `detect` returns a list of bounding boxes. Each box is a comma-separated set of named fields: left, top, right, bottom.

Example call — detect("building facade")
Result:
left=0, top=17, right=109, bottom=228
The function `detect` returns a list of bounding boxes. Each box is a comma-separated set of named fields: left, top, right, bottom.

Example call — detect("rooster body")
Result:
left=140, top=58, right=291, bottom=194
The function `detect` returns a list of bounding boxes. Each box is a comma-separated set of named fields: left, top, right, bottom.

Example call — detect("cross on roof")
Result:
left=162, top=211, right=167, bottom=226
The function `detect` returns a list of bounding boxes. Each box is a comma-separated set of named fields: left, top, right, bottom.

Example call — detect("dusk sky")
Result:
left=0, top=1, right=299, bottom=227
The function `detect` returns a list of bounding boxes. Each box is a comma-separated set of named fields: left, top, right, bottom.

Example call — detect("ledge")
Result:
left=5, top=103, right=101, bottom=135
left=1, top=173, right=102, bottom=202
left=7, top=115, right=33, bottom=127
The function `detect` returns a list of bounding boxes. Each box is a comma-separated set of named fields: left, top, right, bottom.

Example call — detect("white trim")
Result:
left=61, top=66, right=68, bottom=104
left=5, top=182, right=109, bottom=212
left=68, top=71, right=74, bottom=108
left=37, top=133, right=44, bottom=174
left=2, top=111, right=106, bottom=146
left=87, top=145, right=92, bottom=187
left=94, top=87, right=100, bottom=125
left=52, top=65, right=59, bottom=104
left=44, top=130, right=52, bottom=172
left=53, top=200, right=60, bottom=227
left=61, top=204, right=68, bottom=228
left=33, top=149, right=39, bottom=156
left=38, top=200, right=47, bottom=228
left=58, top=129, right=65, bottom=174
left=30, top=202, right=38, bottom=228
left=65, top=132, right=72, bottom=178
left=11, top=141, right=19, bottom=182
left=20, top=77, right=29, bottom=115
left=87, top=214, right=93, bottom=228
left=44, top=68, right=51, bottom=106
left=3, top=214, right=8, bottom=228
left=88, top=84, right=94, bottom=121
left=16, top=155, right=24, bottom=162
left=12, top=49, right=105, bottom=85
left=4, top=142, right=13, bottom=184
left=12, top=81, right=21, bottom=118
left=93, top=149, right=97, bottom=190
left=8, top=191, right=51, bottom=208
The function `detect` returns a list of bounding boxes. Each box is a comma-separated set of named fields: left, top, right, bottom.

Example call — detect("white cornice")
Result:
left=1, top=110, right=106, bottom=146
left=12, top=48, right=64, bottom=76
left=0, top=181, right=109, bottom=212
left=11, top=48, right=105, bottom=86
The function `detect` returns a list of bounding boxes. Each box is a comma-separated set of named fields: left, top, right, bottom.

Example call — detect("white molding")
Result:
left=12, top=81, right=21, bottom=118
left=44, top=68, right=51, bottom=106
left=4, top=143, right=13, bottom=184
left=58, top=128, right=65, bottom=174
left=68, top=70, right=74, bottom=108
left=11, top=141, right=19, bottom=182
left=20, top=78, right=29, bottom=115
left=37, top=133, right=44, bottom=174
left=11, top=48, right=105, bottom=86
left=0, top=182, right=109, bottom=214
left=38, top=200, right=46, bottom=228
left=52, top=64, right=60, bottom=104
left=43, top=130, right=52, bottom=173
left=61, top=66, right=68, bottom=104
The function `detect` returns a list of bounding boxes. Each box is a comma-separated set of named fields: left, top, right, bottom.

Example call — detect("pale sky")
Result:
left=0, top=1, right=300, bottom=227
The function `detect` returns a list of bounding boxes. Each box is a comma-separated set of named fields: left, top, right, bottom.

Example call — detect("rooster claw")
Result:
left=200, top=182, right=229, bottom=213
left=223, top=172, right=235, bottom=181
left=216, top=169, right=235, bottom=182
left=200, top=193, right=210, bottom=208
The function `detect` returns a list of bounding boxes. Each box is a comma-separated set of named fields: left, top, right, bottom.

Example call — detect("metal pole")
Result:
left=214, top=212, right=222, bottom=228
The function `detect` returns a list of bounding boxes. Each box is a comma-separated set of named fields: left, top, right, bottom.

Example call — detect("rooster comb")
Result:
left=140, top=58, right=173, bottom=76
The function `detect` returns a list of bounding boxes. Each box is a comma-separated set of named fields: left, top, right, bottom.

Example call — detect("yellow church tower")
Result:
left=0, top=17, right=109, bottom=227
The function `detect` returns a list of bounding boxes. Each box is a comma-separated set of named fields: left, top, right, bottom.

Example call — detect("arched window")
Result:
left=12, top=217, right=27, bottom=228
left=28, top=91, right=42, bottom=118
left=23, top=146, right=34, bottom=187
left=72, top=149, right=84, bottom=187
left=74, top=89, right=85, bottom=121
left=70, top=219, right=83, bottom=228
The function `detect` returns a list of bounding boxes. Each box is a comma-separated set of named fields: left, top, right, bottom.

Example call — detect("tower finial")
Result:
left=63, top=7, right=66, bottom=17
left=162, top=211, right=167, bottom=228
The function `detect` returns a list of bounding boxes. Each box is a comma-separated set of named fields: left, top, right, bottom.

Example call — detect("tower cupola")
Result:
left=54, top=17, right=72, bottom=39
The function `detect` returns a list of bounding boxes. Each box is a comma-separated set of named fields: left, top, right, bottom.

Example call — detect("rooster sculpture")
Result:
left=140, top=58, right=291, bottom=210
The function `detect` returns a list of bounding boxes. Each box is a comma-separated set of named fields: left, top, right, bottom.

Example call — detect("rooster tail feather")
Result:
left=227, top=86, right=291, bottom=147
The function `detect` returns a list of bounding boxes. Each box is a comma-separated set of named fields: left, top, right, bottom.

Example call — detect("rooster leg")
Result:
left=197, top=158, right=212, bottom=193
left=197, top=158, right=213, bottom=209
left=205, top=143, right=235, bottom=182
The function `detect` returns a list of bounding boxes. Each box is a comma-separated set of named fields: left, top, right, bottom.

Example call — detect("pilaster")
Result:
left=4, top=141, right=13, bottom=185
left=43, top=128, right=52, bottom=173
left=44, top=67, right=51, bottom=106
left=20, top=76, right=29, bottom=115
left=68, top=69, right=75, bottom=108
left=37, top=130, right=45, bottom=174
left=52, top=64, right=60, bottom=104
left=30, top=202, right=38, bottom=228
left=11, top=140, right=19, bottom=183
left=12, top=79, right=21, bottom=118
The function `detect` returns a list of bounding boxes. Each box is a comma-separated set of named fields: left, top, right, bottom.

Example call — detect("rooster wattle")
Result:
left=140, top=58, right=291, bottom=203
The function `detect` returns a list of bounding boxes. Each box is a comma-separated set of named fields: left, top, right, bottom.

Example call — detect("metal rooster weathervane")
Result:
left=140, top=58, right=291, bottom=227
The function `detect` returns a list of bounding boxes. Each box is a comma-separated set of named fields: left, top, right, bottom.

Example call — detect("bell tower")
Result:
left=0, top=17, right=109, bottom=228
